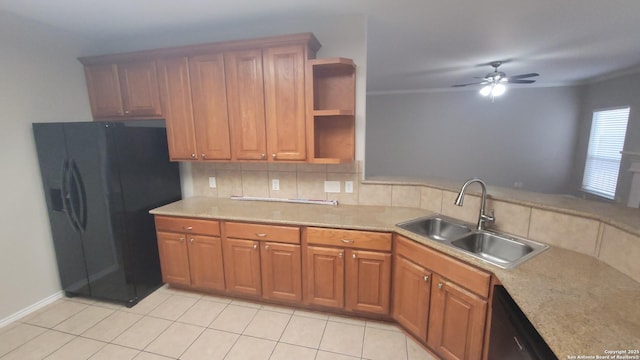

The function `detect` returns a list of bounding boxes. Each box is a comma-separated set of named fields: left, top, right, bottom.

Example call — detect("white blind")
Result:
left=581, top=107, right=630, bottom=199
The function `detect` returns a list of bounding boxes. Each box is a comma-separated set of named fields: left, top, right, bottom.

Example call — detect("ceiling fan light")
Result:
left=492, top=83, right=506, bottom=96
left=479, top=85, right=492, bottom=96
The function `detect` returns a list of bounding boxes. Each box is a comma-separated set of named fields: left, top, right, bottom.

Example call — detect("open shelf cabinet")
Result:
left=306, top=57, right=356, bottom=163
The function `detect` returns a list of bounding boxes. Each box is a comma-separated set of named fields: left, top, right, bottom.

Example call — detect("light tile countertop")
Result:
left=150, top=197, right=640, bottom=359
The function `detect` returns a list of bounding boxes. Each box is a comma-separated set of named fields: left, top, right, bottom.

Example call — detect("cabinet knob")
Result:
left=191, top=153, right=197, bottom=159
left=338, top=252, right=343, bottom=258
left=183, top=226, right=193, bottom=231
left=253, top=244, right=258, bottom=250
left=272, top=153, right=276, bottom=159
left=264, top=245, right=270, bottom=250
left=179, top=237, right=185, bottom=243
left=423, top=275, right=430, bottom=282
left=256, top=233, right=268, bottom=238
left=201, top=154, right=206, bottom=159
left=189, top=238, right=194, bottom=244
left=352, top=253, right=357, bottom=259
left=124, top=110, right=129, bottom=114
left=260, top=153, right=266, bottom=159
left=341, top=239, right=354, bottom=244
left=438, top=282, right=444, bottom=289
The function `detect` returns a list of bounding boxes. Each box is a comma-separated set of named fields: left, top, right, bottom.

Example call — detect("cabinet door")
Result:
left=392, top=256, right=431, bottom=340
left=260, top=242, right=302, bottom=303
left=189, top=53, right=232, bottom=160
left=84, top=64, right=124, bottom=118
left=345, top=249, right=391, bottom=315
left=118, top=60, right=162, bottom=117
left=305, top=246, right=344, bottom=309
left=224, top=49, right=267, bottom=160
left=427, top=274, right=487, bottom=360
left=222, top=238, right=262, bottom=296
left=156, top=231, right=190, bottom=286
left=187, top=235, right=225, bottom=291
left=263, top=45, right=306, bottom=161
left=157, top=57, right=198, bottom=161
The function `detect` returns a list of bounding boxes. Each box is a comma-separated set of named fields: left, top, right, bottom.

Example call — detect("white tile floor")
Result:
left=0, top=286, right=438, bottom=360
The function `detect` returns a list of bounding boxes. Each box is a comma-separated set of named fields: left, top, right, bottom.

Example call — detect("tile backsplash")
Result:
left=191, top=161, right=362, bottom=204
left=191, top=161, right=640, bottom=283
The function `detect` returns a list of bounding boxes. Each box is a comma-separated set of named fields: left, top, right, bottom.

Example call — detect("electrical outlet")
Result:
left=324, top=180, right=341, bottom=193
left=272, top=179, right=280, bottom=191
left=344, top=181, right=354, bottom=193
left=208, top=177, right=217, bottom=188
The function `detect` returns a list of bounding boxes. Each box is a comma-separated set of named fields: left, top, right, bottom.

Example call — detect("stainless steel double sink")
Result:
left=396, top=215, right=548, bottom=269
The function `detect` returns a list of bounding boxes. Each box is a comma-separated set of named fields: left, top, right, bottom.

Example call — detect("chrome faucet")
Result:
left=455, top=178, right=495, bottom=231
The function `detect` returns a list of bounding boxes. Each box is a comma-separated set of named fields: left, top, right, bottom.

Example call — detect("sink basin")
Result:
left=397, top=216, right=472, bottom=241
left=450, top=231, right=548, bottom=269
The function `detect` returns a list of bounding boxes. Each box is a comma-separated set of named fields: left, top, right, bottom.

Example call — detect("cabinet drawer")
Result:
left=396, top=235, right=490, bottom=298
left=225, top=222, right=300, bottom=244
left=155, top=216, right=220, bottom=236
left=306, top=227, right=392, bottom=251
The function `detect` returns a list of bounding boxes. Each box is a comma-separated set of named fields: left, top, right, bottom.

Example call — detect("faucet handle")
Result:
left=483, top=209, right=495, bottom=223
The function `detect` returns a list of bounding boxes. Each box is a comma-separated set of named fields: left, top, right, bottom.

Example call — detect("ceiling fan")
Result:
left=453, top=61, right=539, bottom=98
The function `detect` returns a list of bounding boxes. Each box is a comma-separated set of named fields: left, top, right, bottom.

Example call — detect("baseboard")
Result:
left=0, top=291, right=65, bottom=328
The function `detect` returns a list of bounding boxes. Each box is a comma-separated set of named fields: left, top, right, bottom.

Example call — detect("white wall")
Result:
left=573, top=71, right=640, bottom=204
left=366, top=86, right=583, bottom=193
left=0, top=12, right=92, bottom=321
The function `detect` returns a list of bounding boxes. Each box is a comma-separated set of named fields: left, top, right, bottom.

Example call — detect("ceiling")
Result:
left=3, top=0, right=640, bottom=93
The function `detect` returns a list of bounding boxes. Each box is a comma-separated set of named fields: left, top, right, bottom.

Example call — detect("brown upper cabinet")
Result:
left=157, top=57, right=198, bottom=161
left=263, top=45, right=308, bottom=161
left=225, top=48, right=268, bottom=160
left=157, top=53, right=232, bottom=161
left=189, top=53, right=232, bottom=160
left=82, top=60, right=162, bottom=119
left=306, top=58, right=356, bottom=163
left=226, top=44, right=312, bottom=162
left=79, top=33, right=360, bottom=163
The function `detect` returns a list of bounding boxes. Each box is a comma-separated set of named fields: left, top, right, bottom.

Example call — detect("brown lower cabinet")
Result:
left=304, top=227, right=392, bottom=315
left=155, top=217, right=225, bottom=291
left=156, top=231, right=191, bottom=286
left=305, top=245, right=345, bottom=308
left=427, top=274, right=487, bottom=360
left=223, top=222, right=302, bottom=303
left=187, top=235, right=225, bottom=290
left=260, top=242, right=302, bottom=302
left=393, top=255, right=431, bottom=340
left=154, top=216, right=493, bottom=359
left=222, top=238, right=262, bottom=296
left=394, top=235, right=490, bottom=360
left=345, top=249, right=391, bottom=314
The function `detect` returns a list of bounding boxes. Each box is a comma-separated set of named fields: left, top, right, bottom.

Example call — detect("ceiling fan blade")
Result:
left=508, top=79, right=536, bottom=84
left=509, top=73, right=539, bottom=79
left=452, top=82, right=486, bottom=87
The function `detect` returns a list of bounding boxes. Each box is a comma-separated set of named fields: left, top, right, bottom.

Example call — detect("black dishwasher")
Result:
left=488, top=286, right=557, bottom=359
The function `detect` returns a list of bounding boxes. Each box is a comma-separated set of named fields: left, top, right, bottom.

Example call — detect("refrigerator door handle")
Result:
left=69, top=159, right=88, bottom=232
left=61, top=159, right=81, bottom=232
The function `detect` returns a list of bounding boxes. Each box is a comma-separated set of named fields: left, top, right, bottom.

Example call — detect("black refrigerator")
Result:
left=33, top=120, right=181, bottom=307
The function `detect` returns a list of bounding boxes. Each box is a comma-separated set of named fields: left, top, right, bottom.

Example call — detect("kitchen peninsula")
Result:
left=150, top=196, right=640, bottom=359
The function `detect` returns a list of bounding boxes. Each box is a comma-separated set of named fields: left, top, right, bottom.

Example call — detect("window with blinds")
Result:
left=581, top=107, right=630, bottom=199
